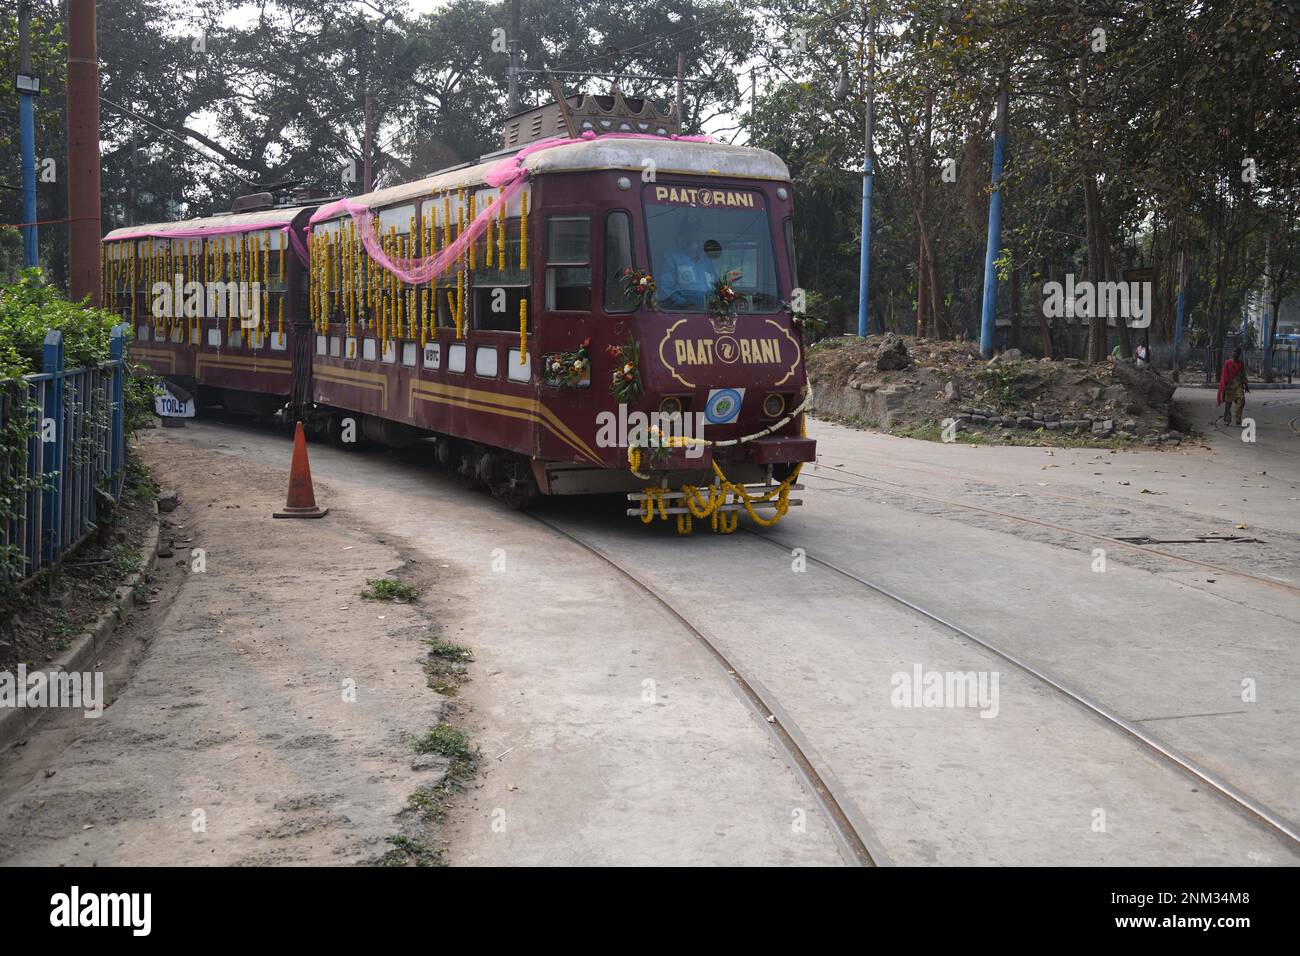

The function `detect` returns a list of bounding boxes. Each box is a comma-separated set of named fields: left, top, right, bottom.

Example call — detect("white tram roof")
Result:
left=106, top=138, right=791, bottom=235
left=341, top=137, right=791, bottom=213
left=103, top=205, right=304, bottom=242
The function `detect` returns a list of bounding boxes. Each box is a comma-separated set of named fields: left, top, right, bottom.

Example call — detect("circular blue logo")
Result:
left=704, top=388, right=743, bottom=424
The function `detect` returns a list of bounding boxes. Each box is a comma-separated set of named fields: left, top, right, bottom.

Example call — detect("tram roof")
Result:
left=106, top=138, right=792, bottom=236
left=335, top=137, right=791, bottom=213
left=103, top=205, right=307, bottom=242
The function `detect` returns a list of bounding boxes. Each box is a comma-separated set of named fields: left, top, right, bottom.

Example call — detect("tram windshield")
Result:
left=644, top=186, right=781, bottom=313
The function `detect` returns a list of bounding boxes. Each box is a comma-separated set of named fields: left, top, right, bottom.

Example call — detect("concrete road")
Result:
left=22, top=386, right=1294, bottom=866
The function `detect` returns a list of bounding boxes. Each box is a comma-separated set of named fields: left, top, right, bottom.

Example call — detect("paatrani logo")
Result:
left=50, top=886, right=151, bottom=936
left=151, top=273, right=261, bottom=328
left=595, top=404, right=707, bottom=459
left=1041, top=273, right=1151, bottom=328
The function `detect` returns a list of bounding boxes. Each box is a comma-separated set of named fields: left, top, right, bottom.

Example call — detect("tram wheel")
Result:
left=457, top=446, right=484, bottom=490
left=493, top=477, right=539, bottom=511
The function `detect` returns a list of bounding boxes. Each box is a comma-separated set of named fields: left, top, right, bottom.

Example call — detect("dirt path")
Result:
left=0, top=430, right=454, bottom=866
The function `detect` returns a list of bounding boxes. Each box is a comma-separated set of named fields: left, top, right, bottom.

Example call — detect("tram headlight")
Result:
left=659, top=396, right=684, bottom=419
left=762, top=393, right=786, bottom=418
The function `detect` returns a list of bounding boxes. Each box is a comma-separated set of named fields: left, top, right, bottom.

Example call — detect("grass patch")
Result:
left=407, top=786, right=454, bottom=824
left=422, top=636, right=474, bottom=696
left=891, top=420, right=1141, bottom=450
left=413, top=724, right=475, bottom=761
left=808, top=336, right=858, bottom=353
left=973, top=364, right=1033, bottom=405
left=378, top=835, right=440, bottom=867
left=399, top=722, right=481, bottom=838
left=360, top=577, right=420, bottom=602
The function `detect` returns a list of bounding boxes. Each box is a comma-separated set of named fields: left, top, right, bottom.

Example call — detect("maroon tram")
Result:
left=101, top=92, right=816, bottom=531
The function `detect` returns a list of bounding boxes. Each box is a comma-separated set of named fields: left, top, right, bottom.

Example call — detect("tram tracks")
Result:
left=801, top=462, right=1300, bottom=597
left=535, top=510, right=1300, bottom=864
left=530, top=513, right=890, bottom=867
left=739, top=526, right=1300, bottom=855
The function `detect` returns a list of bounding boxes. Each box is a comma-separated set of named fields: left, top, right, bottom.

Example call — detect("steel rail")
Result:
left=531, top=513, right=890, bottom=867
left=801, top=465, right=1300, bottom=597
left=742, top=527, right=1300, bottom=852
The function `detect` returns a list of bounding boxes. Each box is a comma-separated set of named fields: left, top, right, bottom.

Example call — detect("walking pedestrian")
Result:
left=1217, top=347, right=1249, bottom=426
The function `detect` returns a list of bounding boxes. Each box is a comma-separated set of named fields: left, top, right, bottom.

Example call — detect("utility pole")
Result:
left=16, top=0, right=40, bottom=268
left=507, top=0, right=521, bottom=113
left=1262, top=238, right=1274, bottom=382
left=66, top=0, right=102, bottom=305
left=363, top=95, right=374, bottom=193
left=979, top=76, right=1009, bottom=358
left=128, top=98, right=138, bottom=225
left=1172, top=248, right=1187, bottom=380
left=857, top=14, right=875, bottom=338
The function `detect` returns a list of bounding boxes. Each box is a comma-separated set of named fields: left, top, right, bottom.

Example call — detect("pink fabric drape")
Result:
left=308, top=130, right=713, bottom=286
left=106, top=220, right=292, bottom=242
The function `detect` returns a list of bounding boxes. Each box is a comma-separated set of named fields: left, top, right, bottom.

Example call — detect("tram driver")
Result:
left=658, top=214, right=719, bottom=310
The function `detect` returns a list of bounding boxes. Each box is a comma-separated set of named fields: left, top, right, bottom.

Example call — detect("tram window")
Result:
left=378, top=203, right=416, bottom=236
left=208, top=329, right=222, bottom=347
left=784, top=218, right=799, bottom=291
left=475, top=346, right=499, bottom=378
left=474, top=286, right=528, bottom=332
left=448, top=343, right=467, bottom=374
left=435, top=284, right=456, bottom=329
left=545, top=216, right=591, bottom=311
left=604, top=211, right=635, bottom=313
left=507, top=350, right=531, bottom=382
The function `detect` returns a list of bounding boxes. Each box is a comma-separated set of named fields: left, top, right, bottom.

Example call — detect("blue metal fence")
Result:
left=1, top=325, right=128, bottom=586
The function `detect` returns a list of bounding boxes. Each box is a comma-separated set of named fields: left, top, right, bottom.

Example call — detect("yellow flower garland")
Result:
left=630, top=453, right=803, bottom=536
left=519, top=297, right=527, bottom=364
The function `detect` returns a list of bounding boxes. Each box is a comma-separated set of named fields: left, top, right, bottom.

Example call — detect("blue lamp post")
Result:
left=979, top=82, right=1009, bottom=358
left=16, top=71, right=41, bottom=268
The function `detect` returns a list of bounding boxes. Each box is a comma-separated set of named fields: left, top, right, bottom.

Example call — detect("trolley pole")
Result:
left=507, top=0, right=521, bottom=113
left=363, top=95, right=374, bottom=193
left=856, top=14, right=875, bottom=338
left=676, top=52, right=685, bottom=127
left=979, top=79, right=1009, bottom=358
left=16, top=0, right=39, bottom=268
left=66, top=0, right=102, bottom=305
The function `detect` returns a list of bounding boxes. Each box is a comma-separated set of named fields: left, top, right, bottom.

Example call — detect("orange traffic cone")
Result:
left=274, top=422, right=329, bottom=519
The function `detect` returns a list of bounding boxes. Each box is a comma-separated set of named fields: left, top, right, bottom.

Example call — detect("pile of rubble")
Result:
left=806, top=334, right=1188, bottom=445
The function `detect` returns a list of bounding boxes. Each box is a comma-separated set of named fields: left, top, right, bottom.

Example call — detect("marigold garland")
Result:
left=519, top=297, right=528, bottom=364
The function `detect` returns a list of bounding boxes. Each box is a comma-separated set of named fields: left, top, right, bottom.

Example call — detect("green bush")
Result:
left=0, top=269, right=125, bottom=381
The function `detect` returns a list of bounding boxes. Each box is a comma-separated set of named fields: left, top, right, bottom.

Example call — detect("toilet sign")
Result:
left=154, top=382, right=195, bottom=418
